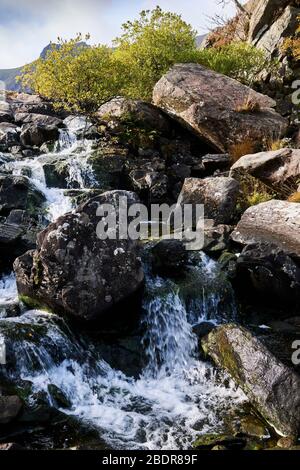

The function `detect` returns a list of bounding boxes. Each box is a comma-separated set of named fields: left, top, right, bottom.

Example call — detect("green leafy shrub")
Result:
left=196, top=42, right=267, bottom=86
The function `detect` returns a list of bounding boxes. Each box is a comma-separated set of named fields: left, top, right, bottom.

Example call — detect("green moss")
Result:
left=19, top=295, right=52, bottom=313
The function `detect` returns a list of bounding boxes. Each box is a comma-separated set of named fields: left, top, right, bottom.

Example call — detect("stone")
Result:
left=20, top=123, right=59, bottom=147
left=248, top=0, right=291, bottom=43
left=177, top=176, right=240, bottom=225
left=97, top=97, right=171, bottom=135
left=230, top=148, right=300, bottom=186
left=15, top=112, right=63, bottom=127
left=13, top=191, right=144, bottom=322
left=0, top=396, right=23, bottom=424
left=151, top=239, right=188, bottom=276
left=202, top=324, right=300, bottom=436
left=0, top=174, right=45, bottom=216
left=231, top=200, right=300, bottom=256
left=153, top=64, right=288, bottom=152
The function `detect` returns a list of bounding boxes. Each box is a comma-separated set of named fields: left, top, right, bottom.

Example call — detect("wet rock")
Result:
left=97, top=97, right=171, bottom=135
left=0, top=396, right=23, bottom=424
left=277, top=436, right=297, bottom=449
left=177, top=177, right=239, bottom=225
left=230, top=148, right=300, bottom=186
left=203, top=221, right=233, bottom=254
left=13, top=191, right=144, bottom=322
left=231, top=200, right=300, bottom=256
left=87, top=145, right=127, bottom=190
left=0, top=174, right=45, bottom=216
left=151, top=239, right=188, bottom=276
left=153, top=64, right=287, bottom=152
left=193, top=433, right=246, bottom=450
left=202, top=153, right=230, bottom=175
left=202, top=324, right=300, bottom=436
left=20, top=123, right=59, bottom=147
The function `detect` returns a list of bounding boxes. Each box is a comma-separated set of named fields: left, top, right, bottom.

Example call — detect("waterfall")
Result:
left=0, top=263, right=246, bottom=450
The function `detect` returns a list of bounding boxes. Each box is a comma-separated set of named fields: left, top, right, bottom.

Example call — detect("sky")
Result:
left=0, top=0, right=237, bottom=69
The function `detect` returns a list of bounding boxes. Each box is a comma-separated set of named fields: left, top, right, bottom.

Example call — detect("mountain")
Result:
left=196, top=34, right=207, bottom=47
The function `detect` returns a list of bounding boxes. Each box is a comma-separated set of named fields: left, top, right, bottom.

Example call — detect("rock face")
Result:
left=255, top=5, right=300, bottom=55
left=248, top=0, right=291, bottom=44
left=202, top=324, right=300, bottom=436
left=13, top=191, right=144, bottom=322
left=153, top=64, right=288, bottom=152
left=231, top=200, right=300, bottom=256
left=230, top=148, right=300, bottom=185
left=97, top=97, right=171, bottom=135
left=177, top=176, right=239, bottom=225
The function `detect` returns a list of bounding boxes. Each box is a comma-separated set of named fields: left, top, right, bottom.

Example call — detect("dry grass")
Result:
left=288, top=192, right=300, bottom=203
left=229, top=139, right=259, bottom=164
left=236, top=98, right=261, bottom=114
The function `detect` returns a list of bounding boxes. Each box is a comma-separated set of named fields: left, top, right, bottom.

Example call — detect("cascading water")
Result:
left=0, top=262, right=246, bottom=450
left=0, top=125, right=247, bottom=450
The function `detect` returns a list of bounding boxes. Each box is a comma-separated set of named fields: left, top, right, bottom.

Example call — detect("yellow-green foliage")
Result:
left=236, top=172, right=274, bottom=211
left=114, top=7, right=198, bottom=100
left=19, top=9, right=270, bottom=111
left=283, top=16, right=300, bottom=60
left=288, top=192, right=300, bottom=203
left=19, top=35, right=122, bottom=114
left=196, top=42, right=267, bottom=86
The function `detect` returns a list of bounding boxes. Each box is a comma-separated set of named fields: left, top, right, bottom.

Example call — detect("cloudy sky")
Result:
left=0, top=0, right=237, bottom=69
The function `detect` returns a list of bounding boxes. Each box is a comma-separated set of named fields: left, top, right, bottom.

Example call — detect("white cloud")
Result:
left=0, top=0, right=237, bottom=69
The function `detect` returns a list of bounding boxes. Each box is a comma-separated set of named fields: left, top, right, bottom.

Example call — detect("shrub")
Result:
left=196, top=42, right=268, bottom=86
left=236, top=98, right=261, bottom=113
left=235, top=172, right=275, bottom=212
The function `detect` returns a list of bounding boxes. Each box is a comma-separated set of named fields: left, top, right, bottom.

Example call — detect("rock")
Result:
left=239, top=415, right=269, bottom=439
left=63, top=115, right=99, bottom=139
left=231, top=200, right=300, bottom=256
left=230, top=148, right=300, bottom=186
left=193, top=433, right=246, bottom=450
left=151, top=239, right=188, bottom=276
left=202, top=153, right=230, bottom=175
left=87, top=145, right=128, bottom=190
left=0, top=396, right=23, bottom=424
left=0, top=174, right=45, bottom=216
left=202, top=324, right=300, bottom=436
left=0, top=443, right=24, bottom=450
left=203, top=221, right=233, bottom=254
left=153, top=64, right=288, bottom=152
left=277, top=436, right=297, bottom=449
left=39, top=154, right=70, bottom=188
left=97, top=97, right=171, bottom=135
left=20, top=123, right=59, bottom=147
left=177, top=177, right=239, bottom=225
left=0, top=122, right=19, bottom=148
left=255, top=6, right=300, bottom=56
left=248, top=0, right=291, bottom=44
left=15, top=112, right=63, bottom=127
left=236, top=242, right=300, bottom=309
left=129, top=169, right=168, bottom=202
left=13, top=191, right=144, bottom=322
left=0, top=109, right=13, bottom=123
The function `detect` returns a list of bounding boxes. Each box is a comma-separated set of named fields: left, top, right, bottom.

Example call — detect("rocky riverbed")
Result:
left=0, top=10, right=300, bottom=448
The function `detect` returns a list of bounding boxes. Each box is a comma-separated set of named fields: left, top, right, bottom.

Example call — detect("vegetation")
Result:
left=236, top=173, right=275, bottom=212
left=283, top=16, right=300, bottom=60
left=288, top=192, right=300, bottom=203
left=19, top=7, right=269, bottom=113
left=229, top=139, right=260, bottom=163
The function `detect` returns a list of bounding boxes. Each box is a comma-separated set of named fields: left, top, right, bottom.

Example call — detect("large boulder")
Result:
left=0, top=174, right=45, bottom=216
left=202, top=324, right=300, bottom=437
left=20, top=123, right=59, bottom=147
left=153, top=64, right=288, bottom=152
left=177, top=176, right=239, bottom=225
left=230, top=148, right=300, bottom=186
left=13, top=191, right=144, bottom=322
left=97, top=97, right=171, bottom=135
left=0, top=396, right=23, bottom=424
left=231, top=200, right=300, bottom=256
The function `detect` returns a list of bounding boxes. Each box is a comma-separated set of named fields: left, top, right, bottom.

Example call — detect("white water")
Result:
left=0, top=128, right=246, bottom=450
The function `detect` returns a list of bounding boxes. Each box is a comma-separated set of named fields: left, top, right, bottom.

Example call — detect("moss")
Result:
left=19, top=295, right=52, bottom=314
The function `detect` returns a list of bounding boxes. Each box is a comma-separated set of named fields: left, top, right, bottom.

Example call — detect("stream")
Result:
left=0, top=126, right=247, bottom=450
